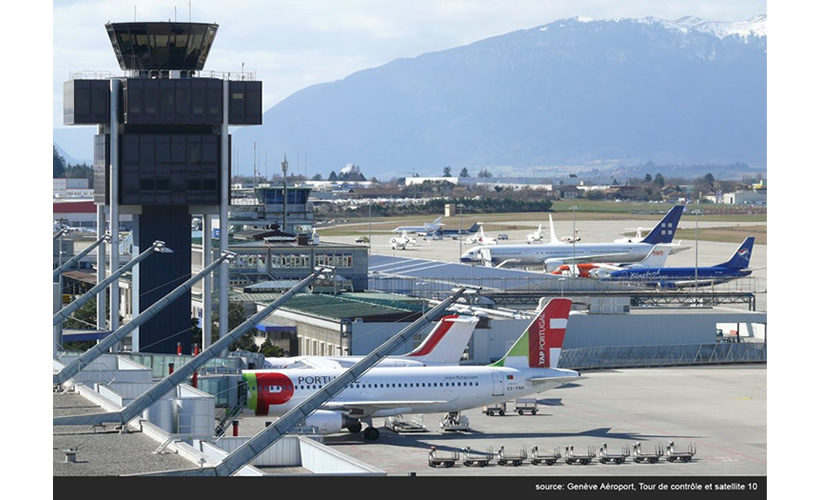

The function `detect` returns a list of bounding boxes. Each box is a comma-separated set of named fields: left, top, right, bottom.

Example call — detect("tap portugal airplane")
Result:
left=242, top=298, right=579, bottom=440
left=262, top=314, right=479, bottom=369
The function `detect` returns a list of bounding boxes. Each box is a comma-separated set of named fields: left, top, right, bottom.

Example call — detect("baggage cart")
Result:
left=530, top=445, right=561, bottom=465
left=427, top=447, right=459, bottom=468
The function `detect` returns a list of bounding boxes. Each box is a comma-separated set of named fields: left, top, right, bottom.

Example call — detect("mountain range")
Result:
left=54, top=15, right=767, bottom=181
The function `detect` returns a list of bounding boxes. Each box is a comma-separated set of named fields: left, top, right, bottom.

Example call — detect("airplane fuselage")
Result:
left=461, top=242, right=657, bottom=267
left=601, top=265, right=751, bottom=285
left=243, top=365, right=576, bottom=417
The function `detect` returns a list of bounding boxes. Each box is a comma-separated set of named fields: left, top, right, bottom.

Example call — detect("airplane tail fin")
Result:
left=404, top=315, right=479, bottom=364
left=490, top=298, right=572, bottom=369
left=548, top=214, right=561, bottom=244
left=717, top=237, right=755, bottom=269
left=640, top=205, right=684, bottom=244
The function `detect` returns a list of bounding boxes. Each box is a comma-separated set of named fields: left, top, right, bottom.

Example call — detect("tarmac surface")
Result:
left=235, top=364, right=766, bottom=477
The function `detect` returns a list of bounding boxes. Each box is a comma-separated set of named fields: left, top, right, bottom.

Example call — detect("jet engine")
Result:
left=297, top=410, right=361, bottom=435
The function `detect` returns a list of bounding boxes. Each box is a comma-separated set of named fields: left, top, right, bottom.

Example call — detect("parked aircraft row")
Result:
left=242, top=298, right=579, bottom=440
left=460, top=205, right=686, bottom=271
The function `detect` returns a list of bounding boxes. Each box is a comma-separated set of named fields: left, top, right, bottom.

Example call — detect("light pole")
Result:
left=457, top=203, right=466, bottom=260
left=570, top=205, right=578, bottom=277
left=692, top=208, right=702, bottom=285
left=281, top=154, right=288, bottom=233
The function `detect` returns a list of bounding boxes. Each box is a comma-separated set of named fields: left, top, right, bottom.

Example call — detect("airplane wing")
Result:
left=546, top=252, right=633, bottom=264
left=529, top=375, right=583, bottom=384
left=323, top=400, right=449, bottom=418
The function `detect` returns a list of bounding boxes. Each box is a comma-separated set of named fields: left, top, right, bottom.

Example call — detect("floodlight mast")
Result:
left=53, top=240, right=171, bottom=327
left=140, top=287, right=467, bottom=477
left=53, top=266, right=333, bottom=425
left=53, top=249, right=233, bottom=386
left=53, top=232, right=111, bottom=281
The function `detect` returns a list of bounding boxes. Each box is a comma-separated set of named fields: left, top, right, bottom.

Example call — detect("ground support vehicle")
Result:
left=530, top=445, right=561, bottom=465
left=461, top=447, right=492, bottom=467
left=428, top=448, right=459, bottom=468
left=597, top=442, right=630, bottom=464
left=665, top=441, right=696, bottom=462
left=564, top=445, right=596, bottom=465
left=385, top=416, right=427, bottom=433
left=496, top=445, right=527, bottom=466
left=631, top=442, right=663, bottom=463
left=482, top=401, right=511, bottom=416
left=515, top=398, right=539, bottom=415
left=439, top=411, right=470, bottom=431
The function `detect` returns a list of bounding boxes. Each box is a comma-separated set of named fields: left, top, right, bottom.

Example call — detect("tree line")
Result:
left=54, top=146, right=94, bottom=186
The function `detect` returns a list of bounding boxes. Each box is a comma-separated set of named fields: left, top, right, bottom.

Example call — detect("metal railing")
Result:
left=559, top=342, right=766, bottom=371
left=368, top=274, right=762, bottom=308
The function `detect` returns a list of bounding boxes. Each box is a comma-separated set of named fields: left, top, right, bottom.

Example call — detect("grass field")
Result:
left=317, top=201, right=766, bottom=244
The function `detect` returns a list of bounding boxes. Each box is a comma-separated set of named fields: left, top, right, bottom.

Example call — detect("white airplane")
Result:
left=262, top=315, right=479, bottom=369
left=464, top=223, right=497, bottom=245
left=613, top=227, right=648, bottom=244
left=390, top=230, right=418, bottom=250
left=392, top=216, right=444, bottom=236
left=525, top=224, right=543, bottom=244
left=544, top=213, right=580, bottom=243
left=241, top=298, right=580, bottom=440
left=460, top=205, right=684, bottom=272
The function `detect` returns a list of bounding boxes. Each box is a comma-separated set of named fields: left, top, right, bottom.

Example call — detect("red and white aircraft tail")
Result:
left=264, top=314, right=478, bottom=369
left=403, top=315, right=479, bottom=364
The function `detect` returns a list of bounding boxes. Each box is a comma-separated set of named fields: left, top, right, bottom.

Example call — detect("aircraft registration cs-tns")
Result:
left=459, top=205, right=685, bottom=271
left=241, top=298, right=579, bottom=440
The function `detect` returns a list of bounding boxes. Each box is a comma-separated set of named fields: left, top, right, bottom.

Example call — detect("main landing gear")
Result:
left=363, top=426, right=380, bottom=440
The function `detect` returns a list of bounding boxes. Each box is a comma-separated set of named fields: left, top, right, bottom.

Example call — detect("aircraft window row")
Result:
left=348, top=381, right=478, bottom=389
left=261, top=381, right=481, bottom=393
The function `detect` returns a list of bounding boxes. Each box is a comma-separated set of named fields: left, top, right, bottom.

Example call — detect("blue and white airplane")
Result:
left=597, top=236, right=755, bottom=288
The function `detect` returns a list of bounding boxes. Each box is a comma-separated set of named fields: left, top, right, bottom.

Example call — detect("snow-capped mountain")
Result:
left=653, top=15, right=767, bottom=39
left=230, top=15, right=766, bottom=179
left=55, top=15, right=767, bottom=180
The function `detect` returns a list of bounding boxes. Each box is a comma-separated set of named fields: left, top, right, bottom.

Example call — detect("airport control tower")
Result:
left=63, top=22, right=262, bottom=353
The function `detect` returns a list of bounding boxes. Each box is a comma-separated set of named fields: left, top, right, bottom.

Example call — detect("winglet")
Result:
left=490, top=298, right=572, bottom=369
left=640, top=205, right=684, bottom=244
